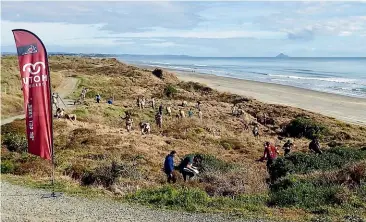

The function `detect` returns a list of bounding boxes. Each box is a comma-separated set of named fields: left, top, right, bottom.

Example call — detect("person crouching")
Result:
left=178, top=155, right=202, bottom=182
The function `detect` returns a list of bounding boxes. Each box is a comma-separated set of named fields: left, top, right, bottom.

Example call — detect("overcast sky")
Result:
left=2, top=1, right=366, bottom=57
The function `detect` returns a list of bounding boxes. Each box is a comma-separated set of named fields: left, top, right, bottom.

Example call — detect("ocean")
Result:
left=116, top=55, right=366, bottom=99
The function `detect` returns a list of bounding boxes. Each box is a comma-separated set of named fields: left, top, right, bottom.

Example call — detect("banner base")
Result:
left=42, top=192, right=63, bottom=199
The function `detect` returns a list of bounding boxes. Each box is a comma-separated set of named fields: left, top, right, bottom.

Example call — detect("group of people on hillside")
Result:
left=163, top=151, right=202, bottom=183
left=83, top=90, right=325, bottom=184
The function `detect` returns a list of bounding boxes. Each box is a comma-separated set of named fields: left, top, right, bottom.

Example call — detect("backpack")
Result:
left=267, top=145, right=277, bottom=160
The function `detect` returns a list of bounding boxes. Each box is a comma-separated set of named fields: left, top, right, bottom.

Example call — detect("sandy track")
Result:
left=1, top=77, right=78, bottom=126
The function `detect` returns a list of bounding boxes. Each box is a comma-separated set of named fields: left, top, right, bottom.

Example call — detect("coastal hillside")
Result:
left=1, top=55, right=366, bottom=221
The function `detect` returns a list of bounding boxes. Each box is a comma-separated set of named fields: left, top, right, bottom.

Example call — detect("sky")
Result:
left=2, top=1, right=366, bottom=57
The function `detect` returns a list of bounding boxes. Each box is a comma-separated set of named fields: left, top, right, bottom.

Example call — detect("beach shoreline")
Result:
left=134, top=64, right=366, bottom=126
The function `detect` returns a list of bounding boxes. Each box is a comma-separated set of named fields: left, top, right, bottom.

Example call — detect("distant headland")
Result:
left=276, top=53, right=289, bottom=58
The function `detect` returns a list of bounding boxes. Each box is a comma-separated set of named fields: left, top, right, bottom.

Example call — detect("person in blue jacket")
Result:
left=164, top=151, right=177, bottom=183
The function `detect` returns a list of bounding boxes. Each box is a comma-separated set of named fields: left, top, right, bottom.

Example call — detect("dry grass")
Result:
left=1, top=56, right=64, bottom=119
left=2, top=55, right=366, bottom=221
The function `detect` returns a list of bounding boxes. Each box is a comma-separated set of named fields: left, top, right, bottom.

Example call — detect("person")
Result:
left=56, top=108, right=64, bottom=118
left=126, top=116, right=133, bottom=132
left=155, top=112, right=163, bottom=128
left=151, top=97, right=156, bottom=109
left=198, top=109, right=203, bottom=120
left=166, top=106, right=172, bottom=116
left=159, top=104, right=163, bottom=115
left=309, top=138, right=322, bottom=154
left=237, top=105, right=243, bottom=116
left=260, top=142, right=279, bottom=171
left=164, top=151, right=177, bottom=183
left=252, top=125, right=259, bottom=138
left=121, top=111, right=133, bottom=132
left=231, top=104, right=238, bottom=116
left=96, top=94, right=101, bottom=103
left=52, top=92, right=59, bottom=110
left=196, top=101, right=201, bottom=109
left=263, top=113, right=267, bottom=126
left=81, top=88, right=87, bottom=100
left=141, top=97, right=146, bottom=109
left=188, top=108, right=194, bottom=118
left=179, top=109, right=185, bottom=118
left=107, top=98, right=113, bottom=104
left=140, top=122, right=151, bottom=135
left=282, top=140, right=294, bottom=156
left=137, top=97, right=141, bottom=109
left=178, top=155, right=202, bottom=182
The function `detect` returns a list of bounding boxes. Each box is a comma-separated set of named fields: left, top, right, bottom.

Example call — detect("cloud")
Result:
left=1, top=2, right=204, bottom=33
left=287, top=29, right=314, bottom=41
left=1, top=20, right=113, bottom=46
left=144, top=42, right=179, bottom=47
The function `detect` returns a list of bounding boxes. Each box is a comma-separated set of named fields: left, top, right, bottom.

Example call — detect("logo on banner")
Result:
left=23, top=62, right=45, bottom=75
left=17, top=44, right=38, bottom=56
left=22, top=62, right=47, bottom=87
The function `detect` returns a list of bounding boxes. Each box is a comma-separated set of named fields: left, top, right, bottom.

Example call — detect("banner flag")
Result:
left=12, top=29, right=53, bottom=160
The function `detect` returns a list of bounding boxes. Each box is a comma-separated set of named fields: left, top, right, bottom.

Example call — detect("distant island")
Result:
left=276, top=53, right=289, bottom=58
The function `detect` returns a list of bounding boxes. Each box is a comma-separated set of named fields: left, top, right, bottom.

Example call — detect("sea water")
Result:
left=117, top=55, right=366, bottom=99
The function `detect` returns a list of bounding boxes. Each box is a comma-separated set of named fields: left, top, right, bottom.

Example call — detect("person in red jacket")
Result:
left=260, top=141, right=279, bottom=170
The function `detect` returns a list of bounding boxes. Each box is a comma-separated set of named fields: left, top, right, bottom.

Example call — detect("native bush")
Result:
left=269, top=147, right=366, bottom=181
left=1, top=160, right=16, bottom=174
left=196, top=154, right=235, bottom=173
left=81, top=161, right=121, bottom=187
left=1, top=120, right=26, bottom=135
left=81, top=161, right=141, bottom=187
left=179, top=81, right=213, bottom=94
left=2, top=133, right=28, bottom=153
left=127, top=185, right=209, bottom=211
left=284, top=117, right=328, bottom=139
left=164, top=85, right=178, bottom=98
left=269, top=176, right=343, bottom=209
left=152, top=68, right=163, bottom=79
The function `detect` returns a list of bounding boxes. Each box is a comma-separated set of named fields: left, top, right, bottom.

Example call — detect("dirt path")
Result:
left=0, top=77, right=79, bottom=126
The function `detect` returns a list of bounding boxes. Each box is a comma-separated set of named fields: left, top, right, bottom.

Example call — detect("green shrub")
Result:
left=1, top=120, right=26, bottom=135
left=284, top=117, right=328, bottom=139
left=198, top=154, right=234, bottom=173
left=81, top=161, right=141, bottom=187
left=1, top=160, right=16, bottom=174
left=152, top=68, right=163, bottom=79
left=179, top=81, right=213, bottom=93
left=270, top=176, right=342, bottom=209
left=2, top=133, right=28, bottom=153
left=127, top=185, right=209, bottom=211
left=164, top=85, right=178, bottom=98
left=269, top=147, right=366, bottom=181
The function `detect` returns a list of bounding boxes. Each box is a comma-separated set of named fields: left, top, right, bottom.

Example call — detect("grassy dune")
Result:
left=1, top=56, right=366, bottom=221
left=1, top=56, right=64, bottom=119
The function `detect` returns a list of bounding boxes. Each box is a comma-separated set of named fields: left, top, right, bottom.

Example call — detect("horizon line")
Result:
left=1, top=52, right=366, bottom=58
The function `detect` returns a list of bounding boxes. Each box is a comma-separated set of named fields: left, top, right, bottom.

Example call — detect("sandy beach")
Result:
left=172, top=71, right=366, bottom=126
